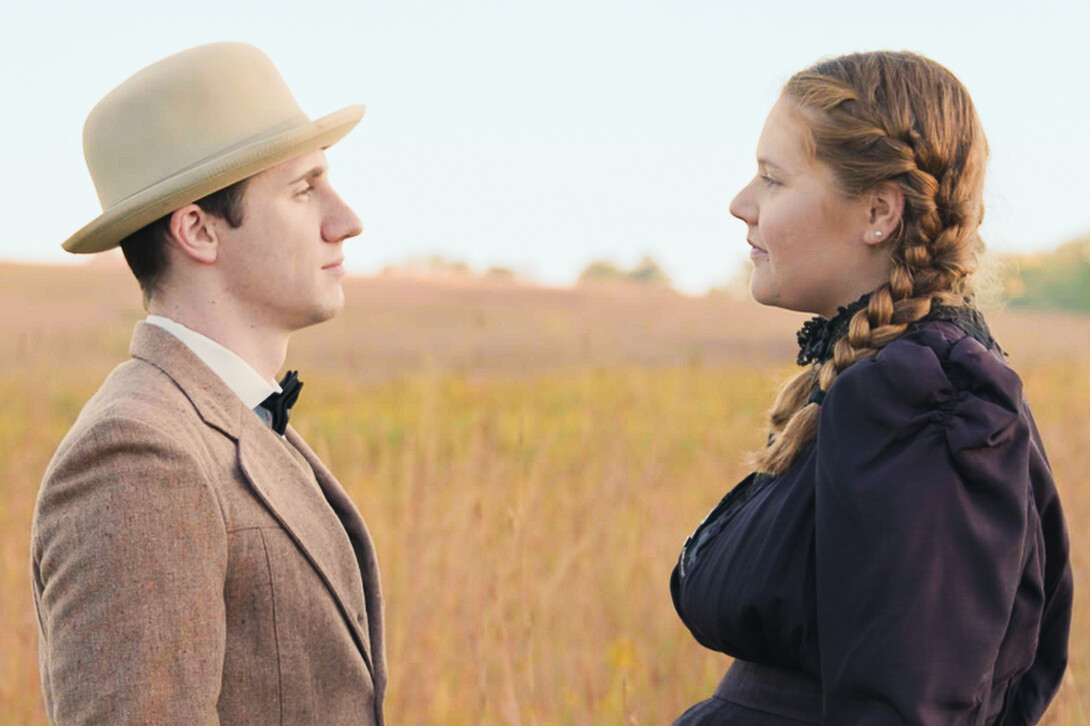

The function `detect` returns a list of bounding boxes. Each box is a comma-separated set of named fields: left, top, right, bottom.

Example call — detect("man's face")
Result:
left=212, top=149, right=362, bottom=333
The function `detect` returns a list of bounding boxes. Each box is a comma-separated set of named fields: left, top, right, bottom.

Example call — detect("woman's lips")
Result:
left=748, top=240, right=768, bottom=259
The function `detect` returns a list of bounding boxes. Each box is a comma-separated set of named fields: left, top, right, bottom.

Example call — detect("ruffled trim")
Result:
left=796, top=294, right=871, bottom=366
left=677, top=471, right=775, bottom=579
left=795, top=294, right=1000, bottom=368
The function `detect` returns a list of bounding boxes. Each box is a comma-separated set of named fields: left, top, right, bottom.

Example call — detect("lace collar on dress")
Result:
left=795, top=293, right=999, bottom=367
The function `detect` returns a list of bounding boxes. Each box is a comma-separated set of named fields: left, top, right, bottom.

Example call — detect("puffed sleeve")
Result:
left=31, top=416, right=228, bottom=725
left=814, top=332, right=1039, bottom=724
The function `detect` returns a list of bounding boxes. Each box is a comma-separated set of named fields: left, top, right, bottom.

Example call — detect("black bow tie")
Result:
left=259, top=370, right=303, bottom=435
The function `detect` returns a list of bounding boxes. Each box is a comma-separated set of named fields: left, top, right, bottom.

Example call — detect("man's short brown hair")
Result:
left=120, top=178, right=249, bottom=306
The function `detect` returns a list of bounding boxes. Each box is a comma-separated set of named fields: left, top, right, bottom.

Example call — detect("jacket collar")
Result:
left=130, top=321, right=249, bottom=439
left=144, top=314, right=278, bottom=410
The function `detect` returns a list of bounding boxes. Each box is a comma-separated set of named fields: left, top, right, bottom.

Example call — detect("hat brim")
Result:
left=63, top=104, right=365, bottom=254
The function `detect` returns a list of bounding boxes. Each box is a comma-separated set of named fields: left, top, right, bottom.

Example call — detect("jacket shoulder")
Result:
left=47, top=357, right=210, bottom=478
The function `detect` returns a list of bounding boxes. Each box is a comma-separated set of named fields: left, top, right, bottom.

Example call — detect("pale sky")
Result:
left=3, top=0, right=1087, bottom=293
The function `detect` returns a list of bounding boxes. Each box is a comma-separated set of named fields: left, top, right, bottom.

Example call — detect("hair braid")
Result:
left=752, top=52, right=989, bottom=475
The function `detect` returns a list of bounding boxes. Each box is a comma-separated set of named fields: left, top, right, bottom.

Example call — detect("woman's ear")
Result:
left=864, top=181, right=905, bottom=247
left=167, top=204, right=219, bottom=264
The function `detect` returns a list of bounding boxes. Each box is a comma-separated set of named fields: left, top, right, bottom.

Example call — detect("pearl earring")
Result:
left=872, top=230, right=883, bottom=239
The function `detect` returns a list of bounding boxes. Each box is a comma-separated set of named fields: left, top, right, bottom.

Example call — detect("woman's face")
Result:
left=730, top=99, right=892, bottom=318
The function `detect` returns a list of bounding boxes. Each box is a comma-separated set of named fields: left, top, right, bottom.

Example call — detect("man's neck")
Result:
left=148, top=298, right=290, bottom=384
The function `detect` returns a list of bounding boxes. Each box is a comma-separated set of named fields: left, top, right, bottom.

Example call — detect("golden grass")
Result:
left=1, top=263, right=1087, bottom=724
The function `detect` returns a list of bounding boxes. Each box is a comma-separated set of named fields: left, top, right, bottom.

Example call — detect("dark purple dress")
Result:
left=671, top=304, right=1073, bottom=725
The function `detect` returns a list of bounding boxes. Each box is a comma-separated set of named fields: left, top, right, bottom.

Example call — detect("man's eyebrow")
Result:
left=289, top=166, right=327, bottom=184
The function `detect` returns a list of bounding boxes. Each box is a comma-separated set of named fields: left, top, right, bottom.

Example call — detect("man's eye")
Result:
left=761, top=175, right=781, bottom=187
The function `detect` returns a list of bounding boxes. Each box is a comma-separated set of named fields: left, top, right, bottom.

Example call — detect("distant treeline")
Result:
left=1003, top=236, right=1090, bottom=312
left=383, top=255, right=677, bottom=288
left=578, top=256, right=671, bottom=287
left=378, top=238, right=1090, bottom=311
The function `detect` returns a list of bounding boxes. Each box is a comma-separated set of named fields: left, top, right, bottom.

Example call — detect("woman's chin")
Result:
left=749, top=283, right=818, bottom=315
left=748, top=275, right=779, bottom=309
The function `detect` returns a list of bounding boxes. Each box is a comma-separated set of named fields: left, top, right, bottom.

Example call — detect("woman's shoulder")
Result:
left=814, top=316, right=1040, bottom=533
left=822, top=317, right=1028, bottom=463
left=830, top=318, right=1022, bottom=419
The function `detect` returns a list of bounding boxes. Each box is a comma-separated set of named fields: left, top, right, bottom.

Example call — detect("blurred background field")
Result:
left=1, top=261, right=1087, bottom=725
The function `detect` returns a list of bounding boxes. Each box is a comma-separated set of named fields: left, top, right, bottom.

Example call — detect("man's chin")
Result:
left=308, top=304, right=343, bottom=326
left=284, top=295, right=345, bottom=331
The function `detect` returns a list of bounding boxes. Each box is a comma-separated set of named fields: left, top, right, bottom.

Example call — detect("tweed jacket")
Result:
left=31, top=323, right=386, bottom=725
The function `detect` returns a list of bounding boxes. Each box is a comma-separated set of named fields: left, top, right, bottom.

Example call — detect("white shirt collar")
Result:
left=145, top=315, right=279, bottom=410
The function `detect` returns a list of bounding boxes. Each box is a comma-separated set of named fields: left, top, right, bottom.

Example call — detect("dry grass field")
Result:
left=1, top=261, right=1087, bottom=725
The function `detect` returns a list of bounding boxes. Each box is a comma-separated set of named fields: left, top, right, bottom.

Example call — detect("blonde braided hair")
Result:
left=752, top=51, right=989, bottom=476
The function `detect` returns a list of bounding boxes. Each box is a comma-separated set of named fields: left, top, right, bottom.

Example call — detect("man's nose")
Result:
left=324, top=192, right=363, bottom=242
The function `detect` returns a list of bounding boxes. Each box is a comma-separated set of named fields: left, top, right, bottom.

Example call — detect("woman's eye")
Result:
left=760, top=174, right=781, bottom=188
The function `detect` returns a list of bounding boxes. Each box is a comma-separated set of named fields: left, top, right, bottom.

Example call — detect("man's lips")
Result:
left=322, top=259, right=345, bottom=272
left=748, top=240, right=768, bottom=258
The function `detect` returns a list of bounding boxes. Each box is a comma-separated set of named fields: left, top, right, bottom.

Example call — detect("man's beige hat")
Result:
left=64, top=42, right=364, bottom=253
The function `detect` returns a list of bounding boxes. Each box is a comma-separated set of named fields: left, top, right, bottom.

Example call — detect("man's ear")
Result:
left=864, top=181, right=905, bottom=247
left=167, top=204, right=219, bottom=264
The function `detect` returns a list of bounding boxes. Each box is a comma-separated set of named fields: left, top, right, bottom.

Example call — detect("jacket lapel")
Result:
left=130, top=323, right=377, bottom=679
left=287, top=430, right=387, bottom=696
left=237, top=420, right=375, bottom=676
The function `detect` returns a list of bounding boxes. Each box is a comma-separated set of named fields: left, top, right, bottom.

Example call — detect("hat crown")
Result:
left=84, top=42, right=308, bottom=208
